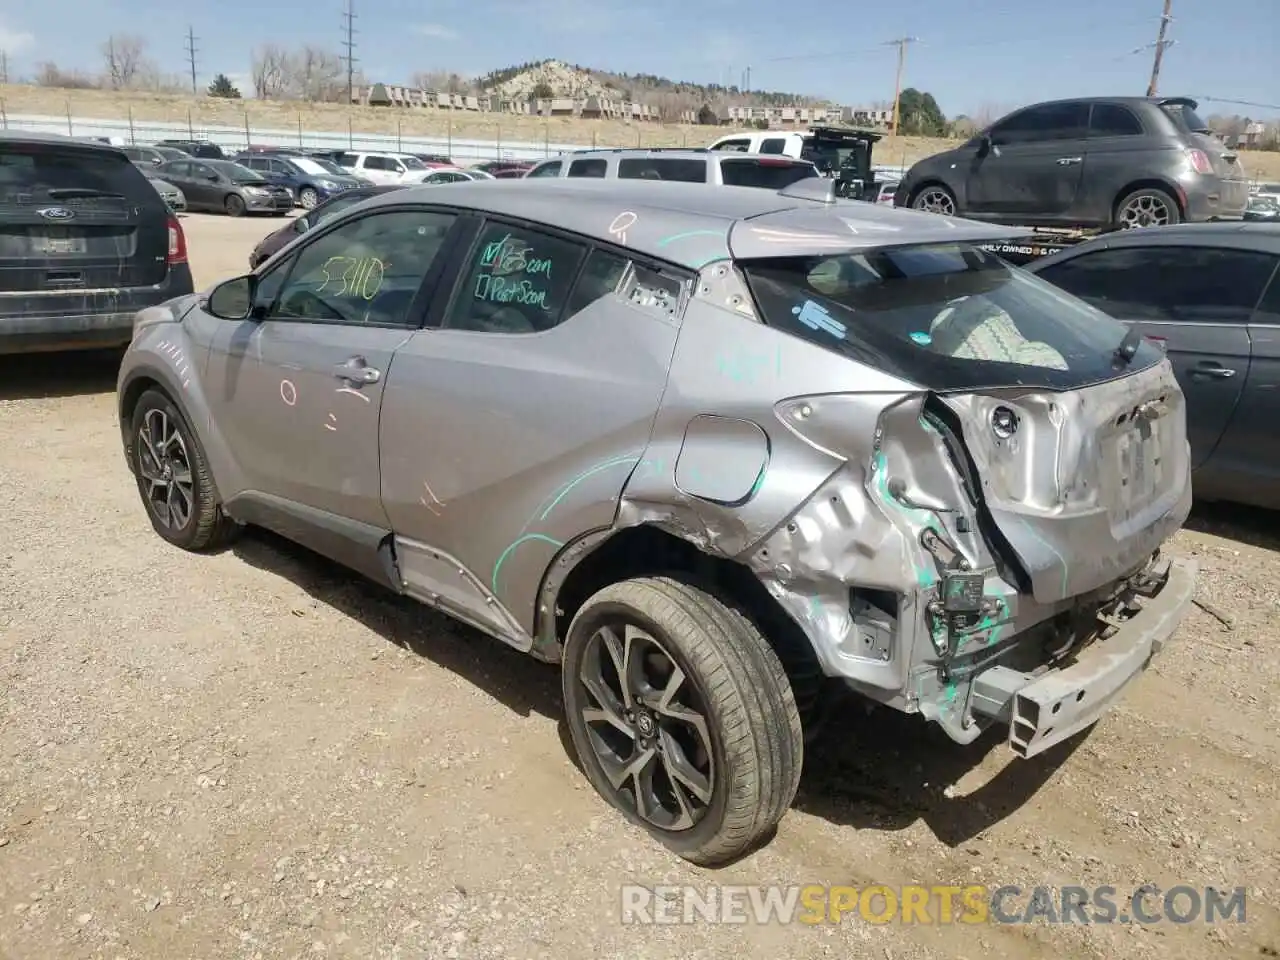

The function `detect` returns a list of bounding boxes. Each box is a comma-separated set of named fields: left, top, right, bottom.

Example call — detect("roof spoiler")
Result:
left=1156, top=96, right=1199, bottom=109
left=776, top=177, right=838, bottom=204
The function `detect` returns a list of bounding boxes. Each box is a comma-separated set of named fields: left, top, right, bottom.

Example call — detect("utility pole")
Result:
left=0, top=51, right=8, bottom=85
left=1146, top=0, right=1173, bottom=96
left=341, top=0, right=358, bottom=105
left=885, top=36, right=918, bottom=138
left=744, top=66, right=751, bottom=92
left=184, top=26, right=198, bottom=95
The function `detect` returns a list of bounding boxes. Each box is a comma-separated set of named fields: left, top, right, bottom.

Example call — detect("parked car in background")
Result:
left=155, top=139, right=226, bottom=160
left=247, top=184, right=408, bottom=269
left=154, top=158, right=293, bottom=216
left=1245, top=195, right=1279, bottom=221
left=0, top=132, right=192, bottom=355
left=332, top=151, right=435, bottom=185
left=139, top=166, right=186, bottom=212
left=118, top=177, right=1195, bottom=865
left=233, top=152, right=365, bottom=209
left=1252, top=182, right=1280, bottom=201
left=1026, top=222, right=1280, bottom=511
left=412, top=153, right=454, bottom=166
left=123, top=144, right=190, bottom=169
left=524, top=149, right=819, bottom=190
left=420, top=167, right=495, bottom=184
left=709, top=126, right=886, bottom=199
left=896, top=97, right=1249, bottom=229
left=471, top=159, right=534, bottom=178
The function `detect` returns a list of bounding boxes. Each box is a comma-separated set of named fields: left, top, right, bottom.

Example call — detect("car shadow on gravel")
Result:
left=1184, top=500, right=1280, bottom=552
left=796, top=692, right=1089, bottom=848
left=232, top=528, right=564, bottom=722
left=0, top=349, right=123, bottom=400
left=230, top=527, right=1086, bottom=859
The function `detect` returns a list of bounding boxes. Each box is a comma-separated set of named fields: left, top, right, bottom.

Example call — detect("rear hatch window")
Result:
left=1160, top=101, right=1211, bottom=134
left=0, top=142, right=170, bottom=293
left=741, top=243, right=1163, bottom=392
left=719, top=157, right=817, bottom=189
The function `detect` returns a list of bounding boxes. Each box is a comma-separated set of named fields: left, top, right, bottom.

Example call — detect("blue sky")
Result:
left=0, top=0, right=1275, bottom=118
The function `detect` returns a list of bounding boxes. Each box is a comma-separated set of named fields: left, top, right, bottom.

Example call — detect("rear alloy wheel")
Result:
left=911, top=184, right=957, bottom=216
left=128, top=389, right=239, bottom=551
left=299, top=187, right=319, bottom=210
left=224, top=193, right=246, bottom=217
left=1115, top=187, right=1181, bottom=229
left=562, top=577, right=803, bottom=867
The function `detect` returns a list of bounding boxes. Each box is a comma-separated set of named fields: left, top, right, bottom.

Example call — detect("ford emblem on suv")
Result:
left=37, top=206, right=76, bottom=221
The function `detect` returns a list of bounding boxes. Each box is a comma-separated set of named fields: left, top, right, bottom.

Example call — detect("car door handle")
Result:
left=1188, top=364, right=1235, bottom=379
left=1056, top=156, right=1083, bottom=165
left=332, top=357, right=381, bottom=384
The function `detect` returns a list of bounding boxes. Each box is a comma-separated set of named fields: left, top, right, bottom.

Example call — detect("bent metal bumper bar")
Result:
left=969, top=557, right=1198, bottom=759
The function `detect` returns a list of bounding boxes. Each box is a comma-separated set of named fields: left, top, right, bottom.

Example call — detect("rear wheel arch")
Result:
left=537, top=524, right=826, bottom=734
left=1112, top=178, right=1185, bottom=221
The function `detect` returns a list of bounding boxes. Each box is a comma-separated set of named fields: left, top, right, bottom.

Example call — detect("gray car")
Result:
left=116, top=178, right=1196, bottom=865
left=1026, top=222, right=1280, bottom=511
left=895, top=96, right=1250, bottom=229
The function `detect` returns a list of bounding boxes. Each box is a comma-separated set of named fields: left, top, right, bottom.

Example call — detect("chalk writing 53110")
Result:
left=316, top=256, right=388, bottom=301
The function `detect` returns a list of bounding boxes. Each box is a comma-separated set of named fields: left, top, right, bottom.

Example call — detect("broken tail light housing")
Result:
left=1188, top=149, right=1214, bottom=175
left=167, top=215, right=188, bottom=265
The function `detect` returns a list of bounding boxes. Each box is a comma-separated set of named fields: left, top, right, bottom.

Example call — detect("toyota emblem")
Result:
left=37, top=206, right=76, bottom=221
left=991, top=406, right=1019, bottom=439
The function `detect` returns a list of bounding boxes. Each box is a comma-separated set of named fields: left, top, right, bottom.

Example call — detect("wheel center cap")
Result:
left=161, top=462, right=172, bottom=480
left=635, top=711, right=656, bottom=737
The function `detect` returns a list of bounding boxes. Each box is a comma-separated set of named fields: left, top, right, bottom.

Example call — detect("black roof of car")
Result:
left=0, top=130, right=127, bottom=153
left=1026, top=222, right=1280, bottom=270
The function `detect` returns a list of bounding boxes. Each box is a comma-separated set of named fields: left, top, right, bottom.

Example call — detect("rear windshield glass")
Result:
left=741, top=243, right=1162, bottom=392
left=720, top=158, right=817, bottom=189
left=1160, top=102, right=1210, bottom=133
left=0, top=144, right=155, bottom=205
left=617, top=158, right=707, bottom=183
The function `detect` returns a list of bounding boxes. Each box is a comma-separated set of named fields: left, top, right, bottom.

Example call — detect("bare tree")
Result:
left=289, top=45, right=345, bottom=101
left=101, top=34, right=147, bottom=90
left=34, top=61, right=98, bottom=89
left=412, top=70, right=451, bottom=91
left=251, top=44, right=290, bottom=99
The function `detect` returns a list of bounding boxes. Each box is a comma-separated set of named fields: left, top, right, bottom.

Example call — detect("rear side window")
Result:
left=1160, top=102, right=1210, bottom=134
left=712, top=139, right=751, bottom=152
left=0, top=144, right=159, bottom=207
left=566, top=248, right=629, bottom=315
left=617, top=158, right=707, bottom=182
left=759, top=138, right=788, bottom=155
left=741, top=243, right=1159, bottom=392
left=568, top=158, right=607, bottom=178
left=720, top=158, right=817, bottom=189
left=527, top=161, right=562, bottom=178
left=1089, top=104, right=1144, bottom=137
left=444, top=221, right=588, bottom=334
left=1034, top=247, right=1278, bottom=324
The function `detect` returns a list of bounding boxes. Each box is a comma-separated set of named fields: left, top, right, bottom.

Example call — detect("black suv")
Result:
left=0, top=132, right=194, bottom=355
left=156, top=139, right=226, bottom=160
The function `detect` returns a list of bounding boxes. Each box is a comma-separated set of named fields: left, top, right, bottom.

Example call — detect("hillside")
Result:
left=474, top=60, right=823, bottom=109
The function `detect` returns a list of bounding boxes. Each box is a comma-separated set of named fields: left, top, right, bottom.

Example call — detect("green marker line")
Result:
left=491, top=533, right=564, bottom=595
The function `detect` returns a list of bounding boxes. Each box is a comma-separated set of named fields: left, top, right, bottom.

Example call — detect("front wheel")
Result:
left=910, top=183, right=957, bottom=216
left=299, top=187, right=319, bottom=209
left=128, top=388, right=240, bottom=551
left=561, top=576, right=803, bottom=867
left=224, top=193, right=246, bottom=217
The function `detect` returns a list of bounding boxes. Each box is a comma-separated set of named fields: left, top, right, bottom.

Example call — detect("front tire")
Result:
left=299, top=187, right=319, bottom=209
left=910, top=183, right=957, bottom=216
left=128, top=388, right=239, bottom=551
left=224, top=193, right=246, bottom=217
left=561, top=576, right=803, bottom=867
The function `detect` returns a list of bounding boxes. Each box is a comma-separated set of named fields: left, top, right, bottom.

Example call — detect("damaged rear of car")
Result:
left=718, top=236, right=1195, bottom=755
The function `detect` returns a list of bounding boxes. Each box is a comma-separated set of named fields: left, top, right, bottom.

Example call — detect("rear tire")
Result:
left=127, top=388, right=240, bottom=552
left=561, top=576, right=803, bottom=867
left=224, top=194, right=246, bottom=217
left=1114, top=187, right=1181, bottom=229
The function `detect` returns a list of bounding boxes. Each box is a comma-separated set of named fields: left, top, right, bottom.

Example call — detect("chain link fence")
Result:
left=0, top=101, right=695, bottom=165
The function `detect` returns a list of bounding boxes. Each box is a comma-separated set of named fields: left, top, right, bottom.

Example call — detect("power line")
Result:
left=341, top=0, right=358, bottom=105
left=885, top=37, right=918, bottom=138
left=184, top=25, right=198, bottom=95
left=1196, top=96, right=1280, bottom=111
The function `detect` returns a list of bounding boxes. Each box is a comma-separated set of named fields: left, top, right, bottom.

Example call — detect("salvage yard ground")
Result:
left=0, top=213, right=1278, bottom=960
left=2, top=84, right=1279, bottom=179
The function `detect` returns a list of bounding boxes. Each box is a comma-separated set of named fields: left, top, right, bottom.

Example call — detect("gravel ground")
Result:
left=1, top=213, right=1277, bottom=960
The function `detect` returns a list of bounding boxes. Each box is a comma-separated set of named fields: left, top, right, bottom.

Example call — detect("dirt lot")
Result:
left=5, top=83, right=1277, bottom=177
left=1, top=213, right=1278, bottom=960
